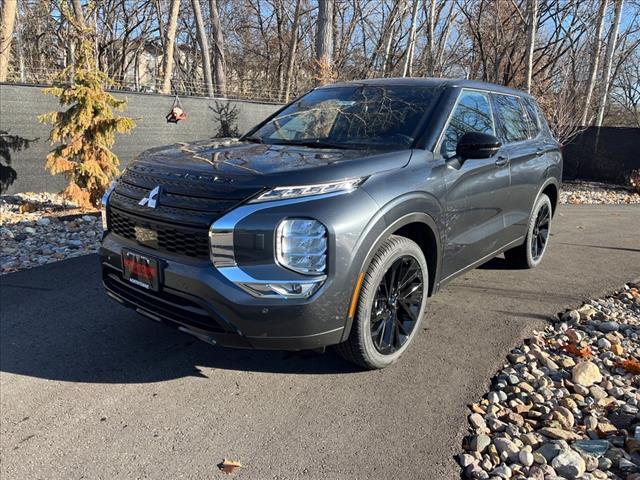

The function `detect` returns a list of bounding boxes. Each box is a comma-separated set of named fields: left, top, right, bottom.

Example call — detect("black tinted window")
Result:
left=494, top=94, right=530, bottom=143
left=522, top=98, right=540, bottom=138
left=441, top=90, right=494, bottom=157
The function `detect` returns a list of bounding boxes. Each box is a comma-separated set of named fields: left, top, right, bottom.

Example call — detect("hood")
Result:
left=133, top=139, right=412, bottom=186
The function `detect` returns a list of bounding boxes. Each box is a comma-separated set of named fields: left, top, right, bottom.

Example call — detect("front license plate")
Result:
left=122, top=249, right=160, bottom=291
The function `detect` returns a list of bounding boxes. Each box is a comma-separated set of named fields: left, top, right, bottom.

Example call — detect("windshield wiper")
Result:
left=243, top=136, right=264, bottom=144
left=272, top=139, right=353, bottom=150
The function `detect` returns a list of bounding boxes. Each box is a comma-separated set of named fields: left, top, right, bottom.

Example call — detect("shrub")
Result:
left=38, top=15, right=135, bottom=207
left=629, top=169, right=640, bottom=194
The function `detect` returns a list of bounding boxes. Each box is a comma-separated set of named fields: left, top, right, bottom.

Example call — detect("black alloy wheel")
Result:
left=370, top=256, right=424, bottom=354
left=531, top=203, right=550, bottom=261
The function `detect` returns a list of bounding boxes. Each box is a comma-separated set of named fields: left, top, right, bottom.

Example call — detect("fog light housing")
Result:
left=276, top=219, right=327, bottom=275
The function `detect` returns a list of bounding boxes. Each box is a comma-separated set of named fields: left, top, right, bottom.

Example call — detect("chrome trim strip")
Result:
left=218, top=266, right=326, bottom=299
left=209, top=190, right=345, bottom=268
left=209, top=192, right=343, bottom=297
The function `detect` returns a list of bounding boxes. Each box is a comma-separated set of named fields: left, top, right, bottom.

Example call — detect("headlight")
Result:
left=249, top=178, right=363, bottom=203
left=276, top=218, right=327, bottom=275
left=101, top=181, right=118, bottom=231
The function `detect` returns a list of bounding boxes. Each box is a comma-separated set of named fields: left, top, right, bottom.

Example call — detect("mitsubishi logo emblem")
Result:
left=139, top=186, right=161, bottom=208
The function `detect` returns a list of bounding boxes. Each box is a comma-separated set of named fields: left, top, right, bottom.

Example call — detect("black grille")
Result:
left=107, top=161, right=262, bottom=259
left=109, top=208, right=210, bottom=258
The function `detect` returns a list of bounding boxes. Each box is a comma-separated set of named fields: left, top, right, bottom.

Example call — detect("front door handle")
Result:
left=495, top=155, right=509, bottom=167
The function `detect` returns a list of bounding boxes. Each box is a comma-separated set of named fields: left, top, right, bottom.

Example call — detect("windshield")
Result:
left=246, top=85, right=438, bottom=150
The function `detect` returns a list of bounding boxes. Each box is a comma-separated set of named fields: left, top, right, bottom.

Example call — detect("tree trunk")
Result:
left=0, top=0, right=17, bottom=82
left=426, top=0, right=436, bottom=75
left=315, top=0, right=333, bottom=84
left=595, top=0, right=624, bottom=127
left=525, top=0, right=538, bottom=93
left=208, top=0, right=226, bottom=96
left=71, top=0, right=86, bottom=28
left=402, top=0, right=419, bottom=77
left=580, top=0, right=609, bottom=126
left=283, top=0, right=302, bottom=101
left=191, top=0, right=214, bottom=96
left=161, top=0, right=180, bottom=95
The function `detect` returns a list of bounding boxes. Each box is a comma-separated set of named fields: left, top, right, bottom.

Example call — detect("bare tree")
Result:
left=580, top=0, right=610, bottom=126
left=595, top=0, right=625, bottom=126
left=191, top=0, right=214, bottom=96
left=402, top=0, right=420, bottom=77
left=316, top=0, right=333, bottom=84
left=209, top=0, right=226, bottom=96
left=283, top=0, right=303, bottom=101
left=525, top=0, right=538, bottom=93
left=161, top=0, right=181, bottom=94
left=0, top=0, right=17, bottom=81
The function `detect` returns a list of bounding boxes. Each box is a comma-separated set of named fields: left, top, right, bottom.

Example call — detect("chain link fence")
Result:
left=3, top=66, right=294, bottom=104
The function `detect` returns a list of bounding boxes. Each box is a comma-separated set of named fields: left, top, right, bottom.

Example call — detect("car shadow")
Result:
left=0, top=256, right=360, bottom=384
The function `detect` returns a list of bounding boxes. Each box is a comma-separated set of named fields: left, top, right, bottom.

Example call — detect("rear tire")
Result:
left=335, top=235, right=428, bottom=369
left=504, top=193, right=553, bottom=269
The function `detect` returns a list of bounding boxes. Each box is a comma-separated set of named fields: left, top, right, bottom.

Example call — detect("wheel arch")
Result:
left=340, top=194, right=443, bottom=342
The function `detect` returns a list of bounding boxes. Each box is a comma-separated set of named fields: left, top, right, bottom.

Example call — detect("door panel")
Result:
left=442, top=154, right=510, bottom=278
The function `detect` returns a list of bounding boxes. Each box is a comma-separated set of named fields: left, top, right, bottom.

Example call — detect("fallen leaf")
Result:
left=218, top=459, right=242, bottom=475
left=560, top=343, right=594, bottom=359
left=615, top=358, right=640, bottom=375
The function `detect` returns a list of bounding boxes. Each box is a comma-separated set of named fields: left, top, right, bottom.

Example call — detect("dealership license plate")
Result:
left=122, top=249, right=160, bottom=291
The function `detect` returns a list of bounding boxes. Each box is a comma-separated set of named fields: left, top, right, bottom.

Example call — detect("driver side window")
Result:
left=441, top=91, right=495, bottom=158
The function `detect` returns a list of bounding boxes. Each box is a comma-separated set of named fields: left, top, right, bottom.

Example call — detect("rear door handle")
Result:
left=495, top=156, right=509, bottom=167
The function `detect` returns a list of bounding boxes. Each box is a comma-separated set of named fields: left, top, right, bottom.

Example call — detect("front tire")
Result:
left=335, top=235, right=428, bottom=369
left=504, top=193, right=553, bottom=269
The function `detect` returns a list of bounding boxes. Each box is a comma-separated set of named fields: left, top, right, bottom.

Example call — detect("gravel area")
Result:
left=0, top=193, right=101, bottom=275
left=560, top=182, right=640, bottom=205
left=459, top=283, right=640, bottom=480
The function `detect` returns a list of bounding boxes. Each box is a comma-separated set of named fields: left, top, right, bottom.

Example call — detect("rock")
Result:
left=469, top=413, right=486, bottom=430
left=589, top=385, right=607, bottom=401
left=535, top=442, right=566, bottom=462
left=36, top=217, right=51, bottom=226
left=489, top=464, right=512, bottom=479
left=519, top=448, right=534, bottom=467
left=471, top=434, right=491, bottom=453
left=611, top=344, right=623, bottom=355
left=572, top=361, right=602, bottom=387
left=23, top=226, right=36, bottom=234
left=494, top=438, right=519, bottom=462
left=570, top=440, right=610, bottom=458
left=598, top=321, right=619, bottom=332
left=458, top=453, right=477, bottom=468
left=597, top=337, right=612, bottom=349
left=539, top=427, right=582, bottom=441
left=562, top=310, right=581, bottom=323
left=583, top=415, right=599, bottom=430
left=551, top=449, right=586, bottom=479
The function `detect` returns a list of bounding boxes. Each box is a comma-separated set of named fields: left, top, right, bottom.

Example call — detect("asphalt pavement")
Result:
left=1, top=204, right=639, bottom=479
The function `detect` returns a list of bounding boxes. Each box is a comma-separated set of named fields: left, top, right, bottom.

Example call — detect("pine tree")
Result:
left=38, top=9, right=135, bottom=208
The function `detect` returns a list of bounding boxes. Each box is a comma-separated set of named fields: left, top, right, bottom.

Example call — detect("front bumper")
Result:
left=101, top=235, right=348, bottom=350
left=100, top=186, right=382, bottom=350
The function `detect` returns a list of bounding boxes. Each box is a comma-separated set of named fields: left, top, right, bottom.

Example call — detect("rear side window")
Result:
left=521, top=98, right=541, bottom=138
left=493, top=94, right=530, bottom=143
left=441, top=90, right=494, bottom=157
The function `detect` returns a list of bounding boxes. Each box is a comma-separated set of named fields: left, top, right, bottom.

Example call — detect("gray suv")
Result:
left=100, top=78, right=562, bottom=369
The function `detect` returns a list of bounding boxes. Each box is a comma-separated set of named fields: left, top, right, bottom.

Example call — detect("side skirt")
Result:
left=435, top=235, right=525, bottom=291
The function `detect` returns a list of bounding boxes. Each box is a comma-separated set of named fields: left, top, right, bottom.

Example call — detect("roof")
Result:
left=321, top=77, right=531, bottom=98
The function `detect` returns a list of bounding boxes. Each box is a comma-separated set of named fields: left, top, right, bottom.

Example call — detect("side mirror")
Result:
left=456, top=132, right=501, bottom=160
